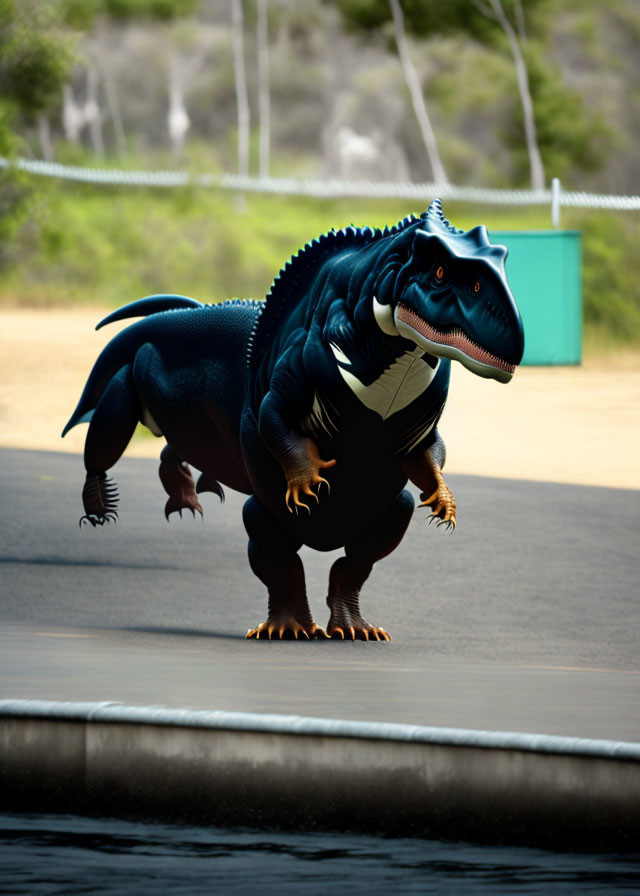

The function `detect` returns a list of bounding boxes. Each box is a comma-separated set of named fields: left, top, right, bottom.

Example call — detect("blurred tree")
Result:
left=469, top=0, right=544, bottom=189
left=328, top=0, right=448, bottom=183
left=388, top=0, right=447, bottom=183
left=0, top=0, right=75, bottom=261
left=330, top=0, right=553, bottom=187
left=60, top=0, right=199, bottom=157
left=256, top=0, right=270, bottom=179
left=0, top=0, right=75, bottom=153
left=231, top=0, right=250, bottom=182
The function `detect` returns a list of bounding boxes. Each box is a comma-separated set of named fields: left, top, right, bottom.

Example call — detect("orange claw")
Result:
left=328, top=624, right=391, bottom=642
left=420, top=483, right=456, bottom=530
left=284, top=439, right=336, bottom=513
left=245, top=619, right=328, bottom=640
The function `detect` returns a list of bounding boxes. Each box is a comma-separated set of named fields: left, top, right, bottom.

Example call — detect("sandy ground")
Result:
left=1, top=308, right=639, bottom=489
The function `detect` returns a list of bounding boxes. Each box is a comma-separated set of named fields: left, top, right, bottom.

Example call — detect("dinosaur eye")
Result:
left=436, top=265, right=445, bottom=281
left=473, top=281, right=481, bottom=294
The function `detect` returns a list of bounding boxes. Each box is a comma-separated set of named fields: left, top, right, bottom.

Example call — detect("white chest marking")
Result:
left=330, top=343, right=439, bottom=420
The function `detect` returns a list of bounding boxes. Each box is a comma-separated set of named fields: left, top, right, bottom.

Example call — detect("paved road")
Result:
left=1, top=447, right=639, bottom=741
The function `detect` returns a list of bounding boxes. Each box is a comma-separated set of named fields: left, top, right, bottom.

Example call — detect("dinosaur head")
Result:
left=382, top=200, right=524, bottom=383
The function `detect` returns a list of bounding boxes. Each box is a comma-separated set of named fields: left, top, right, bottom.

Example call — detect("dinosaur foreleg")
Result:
left=283, top=436, right=337, bottom=514
left=159, top=444, right=207, bottom=520
left=326, top=489, right=414, bottom=642
left=80, top=364, right=140, bottom=527
left=243, top=495, right=328, bottom=640
left=402, top=431, right=456, bottom=530
left=257, top=338, right=337, bottom=514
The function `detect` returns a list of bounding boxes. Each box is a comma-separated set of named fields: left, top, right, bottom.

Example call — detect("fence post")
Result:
left=551, top=177, right=561, bottom=228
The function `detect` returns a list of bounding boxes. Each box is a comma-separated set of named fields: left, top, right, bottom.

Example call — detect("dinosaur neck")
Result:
left=247, top=216, right=425, bottom=370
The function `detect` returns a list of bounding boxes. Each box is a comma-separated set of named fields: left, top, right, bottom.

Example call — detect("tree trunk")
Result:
left=62, top=85, right=83, bottom=144
left=37, top=113, right=54, bottom=162
left=388, top=0, right=448, bottom=185
left=101, top=67, right=127, bottom=155
left=231, top=0, right=250, bottom=181
left=168, top=55, right=190, bottom=162
left=257, top=0, right=270, bottom=180
left=489, top=0, right=545, bottom=189
left=84, top=63, right=104, bottom=156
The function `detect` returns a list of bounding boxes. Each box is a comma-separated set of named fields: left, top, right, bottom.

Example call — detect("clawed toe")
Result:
left=164, top=499, right=204, bottom=521
left=79, top=511, right=118, bottom=527
left=327, top=623, right=391, bottom=642
left=421, top=487, right=456, bottom=531
left=246, top=618, right=329, bottom=640
left=80, top=474, right=120, bottom=527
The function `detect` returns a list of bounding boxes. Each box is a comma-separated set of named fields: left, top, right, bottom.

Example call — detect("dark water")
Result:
left=1, top=813, right=639, bottom=895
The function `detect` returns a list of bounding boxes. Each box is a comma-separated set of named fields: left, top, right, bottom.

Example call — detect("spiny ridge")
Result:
left=246, top=210, right=430, bottom=368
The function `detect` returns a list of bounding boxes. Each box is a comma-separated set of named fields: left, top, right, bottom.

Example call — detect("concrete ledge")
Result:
left=1, top=699, right=639, bottom=850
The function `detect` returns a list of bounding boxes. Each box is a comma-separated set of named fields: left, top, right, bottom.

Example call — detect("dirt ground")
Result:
left=1, top=308, right=639, bottom=489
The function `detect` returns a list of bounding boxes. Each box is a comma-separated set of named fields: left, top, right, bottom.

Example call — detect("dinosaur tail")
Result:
left=61, top=294, right=202, bottom=438
left=95, top=294, right=202, bottom=330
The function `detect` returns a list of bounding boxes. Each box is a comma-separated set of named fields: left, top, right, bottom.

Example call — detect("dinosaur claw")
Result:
left=246, top=618, right=319, bottom=640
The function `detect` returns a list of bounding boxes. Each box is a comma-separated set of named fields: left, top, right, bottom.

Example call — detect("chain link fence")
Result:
left=2, top=156, right=639, bottom=225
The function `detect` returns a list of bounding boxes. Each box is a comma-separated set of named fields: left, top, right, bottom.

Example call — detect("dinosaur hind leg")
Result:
left=81, top=363, right=140, bottom=527
left=243, top=495, right=327, bottom=640
left=326, top=489, right=414, bottom=641
left=159, top=444, right=225, bottom=520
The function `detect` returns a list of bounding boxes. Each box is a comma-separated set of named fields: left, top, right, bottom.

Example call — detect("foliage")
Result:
left=502, top=41, right=610, bottom=186
left=0, top=0, right=75, bottom=120
left=102, top=0, right=197, bottom=18
left=0, top=0, right=75, bottom=265
left=328, top=0, right=547, bottom=43
left=579, top=212, right=640, bottom=343
left=60, top=0, right=197, bottom=27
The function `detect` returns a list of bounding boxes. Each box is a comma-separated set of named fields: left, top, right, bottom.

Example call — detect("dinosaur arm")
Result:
left=258, top=334, right=336, bottom=511
left=401, top=430, right=456, bottom=528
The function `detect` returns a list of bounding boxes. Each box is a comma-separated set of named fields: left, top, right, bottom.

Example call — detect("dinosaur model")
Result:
left=63, top=199, right=524, bottom=641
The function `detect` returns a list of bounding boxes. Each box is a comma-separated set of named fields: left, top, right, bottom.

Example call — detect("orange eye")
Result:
left=436, top=265, right=445, bottom=280
left=473, top=281, right=481, bottom=294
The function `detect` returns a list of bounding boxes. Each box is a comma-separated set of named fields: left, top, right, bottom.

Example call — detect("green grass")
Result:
left=1, top=170, right=638, bottom=349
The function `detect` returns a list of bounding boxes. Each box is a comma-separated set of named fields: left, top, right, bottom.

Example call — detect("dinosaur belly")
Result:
left=241, top=405, right=407, bottom=550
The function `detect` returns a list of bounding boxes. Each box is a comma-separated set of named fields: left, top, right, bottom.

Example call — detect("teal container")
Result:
left=490, top=230, right=582, bottom=366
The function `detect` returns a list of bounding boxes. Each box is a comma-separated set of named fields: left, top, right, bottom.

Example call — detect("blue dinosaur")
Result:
left=63, top=199, right=524, bottom=640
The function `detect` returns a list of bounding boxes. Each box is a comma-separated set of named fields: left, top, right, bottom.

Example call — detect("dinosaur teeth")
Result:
left=397, top=304, right=516, bottom=374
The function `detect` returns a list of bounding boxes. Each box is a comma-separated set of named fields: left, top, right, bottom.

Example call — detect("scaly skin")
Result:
left=64, top=201, right=524, bottom=640
left=284, top=438, right=337, bottom=514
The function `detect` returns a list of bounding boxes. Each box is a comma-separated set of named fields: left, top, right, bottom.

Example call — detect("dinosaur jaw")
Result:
left=395, top=302, right=517, bottom=384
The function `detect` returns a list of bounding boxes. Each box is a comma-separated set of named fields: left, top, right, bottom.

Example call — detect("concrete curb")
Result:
left=2, top=699, right=639, bottom=850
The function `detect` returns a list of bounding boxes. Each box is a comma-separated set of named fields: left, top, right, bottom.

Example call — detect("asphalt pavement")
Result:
left=1, top=447, right=639, bottom=741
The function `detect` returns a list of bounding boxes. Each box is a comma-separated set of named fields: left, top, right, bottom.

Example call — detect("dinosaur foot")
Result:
left=164, top=494, right=203, bottom=520
left=246, top=617, right=329, bottom=641
left=326, top=592, right=391, bottom=641
left=159, top=452, right=204, bottom=520
left=80, top=473, right=119, bottom=527
left=420, top=481, right=456, bottom=530
left=327, top=620, right=391, bottom=642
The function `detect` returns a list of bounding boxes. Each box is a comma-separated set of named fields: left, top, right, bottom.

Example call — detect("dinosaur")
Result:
left=63, top=199, right=524, bottom=641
